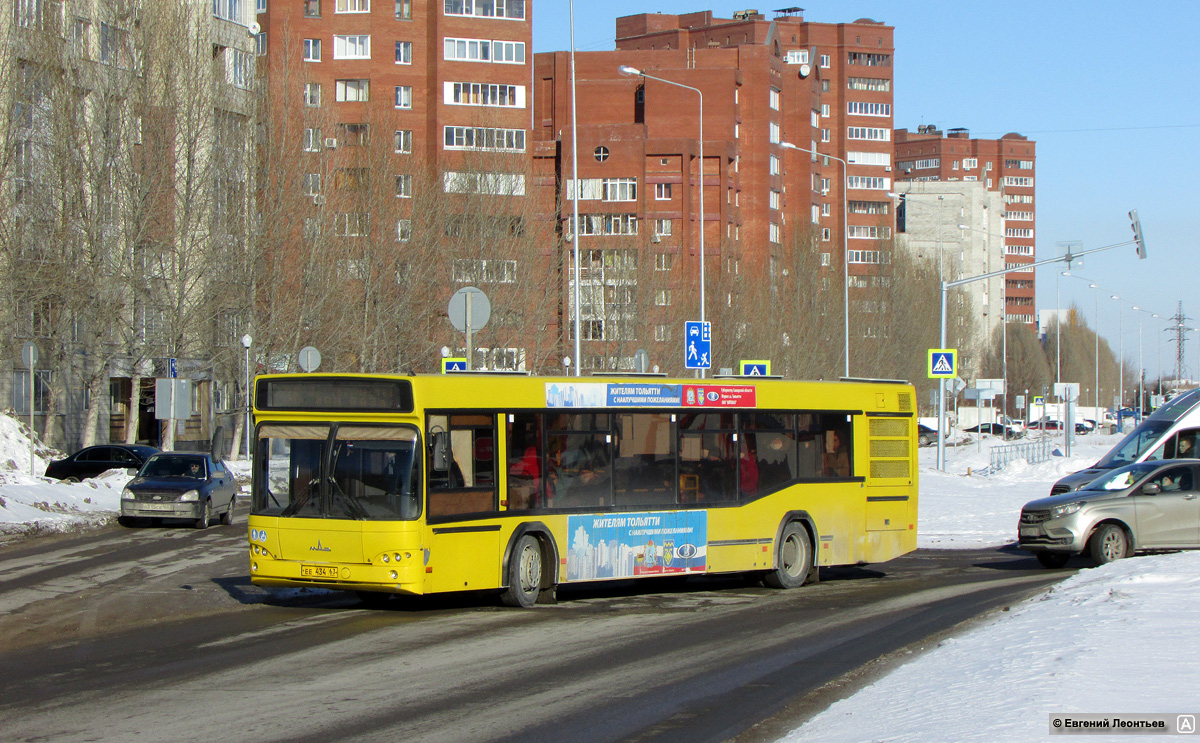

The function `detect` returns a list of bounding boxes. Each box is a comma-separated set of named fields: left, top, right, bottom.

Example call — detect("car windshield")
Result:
left=1081, top=462, right=1160, bottom=492
left=142, top=456, right=207, bottom=479
left=1095, top=420, right=1173, bottom=468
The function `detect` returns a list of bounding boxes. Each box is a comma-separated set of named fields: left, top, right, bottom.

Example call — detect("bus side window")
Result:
left=507, top=413, right=543, bottom=510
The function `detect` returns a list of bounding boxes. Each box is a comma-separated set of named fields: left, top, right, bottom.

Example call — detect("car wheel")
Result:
left=117, top=516, right=136, bottom=528
left=500, top=534, right=543, bottom=608
left=1088, top=524, right=1128, bottom=565
left=1036, top=551, right=1071, bottom=569
left=194, top=500, right=211, bottom=530
left=64, top=476, right=79, bottom=484
left=918, top=434, right=931, bottom=447
left=220, top=497, right=235, bottom=526
left=764, top=522, right=812, bottom=589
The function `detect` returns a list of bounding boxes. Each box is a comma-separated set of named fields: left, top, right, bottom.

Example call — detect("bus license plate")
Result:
left=302, top=565, right=339, bottom=578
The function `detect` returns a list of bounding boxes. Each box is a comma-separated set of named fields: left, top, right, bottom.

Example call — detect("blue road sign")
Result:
left=169, top=357, right=177, bottom=379
left=740, top=360, right=770, bottom=376
left=927, top=348, right=957, bottom=379
left=685, top=321, right=711, bottom=369
left=442, top=358, right=468, bottom=373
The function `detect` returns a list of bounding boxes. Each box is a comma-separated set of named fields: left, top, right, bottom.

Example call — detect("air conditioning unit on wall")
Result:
left=324, top=138, right=338, bottom=149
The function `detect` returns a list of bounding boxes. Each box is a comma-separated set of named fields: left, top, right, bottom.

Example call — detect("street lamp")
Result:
left=780, top=141, right=849, bottom=378
left=241, top=334, right=252, bottom=460
left=619, top=64, right=705, bottom=376
left=568, top=0, right=581, bottom=376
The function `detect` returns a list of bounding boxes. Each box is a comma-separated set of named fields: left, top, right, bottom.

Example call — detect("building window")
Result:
left=1005, top=159, right=1034, bottom=169
left=785, top=49, right=808, bottom=65
left=846, top=101, right=891, bottom=116
left=819, top=54, right=830, bottom=68
left=394, top=129, right=412, bottom=153
left=13, top=370, right=51, bottom=415
left=847, top=151, right=890, bottom=166
left=847, top=249, right=891, bottom=264
left=769, top=87, right=781, bottom=110
left=443, top=171, right=526, bottom=196
left=654, top=253, right=674, bottom=271
left=303, top=173, right=321, bottom=196
left=335, top=212, right=370, bottom=237
left=821, top=228, right=831, bottom=242
left=334, top=35, right=371, bottom=59
left=770, top=189, right=781, bottom=210
left=335, top=79, right=370, bottom=101
left=654, top=183, right=672, bottom=200
left=1003, top=176, right=1034, bottom=187
left=453, top=259, right=517, bottom=284
left=769, top=121, right=781, bottom=144
left=336, top=0, right=369, bottom=11
left=654, top=219, right=672, bottom=236
left=769, top=155, right=781, bottom=175
left=396, top=0, right=411, bottom=18
left=395, top=85, right=412, bottom=108
left=213, top=0, right=244, bottom=22
left=594, top=146, right=609, bottom=162
left=602, top=178, right=636, bottom=201
left=847, top=77, right=890, bottom=92
left=303, top=127, right=322, bottom=151
left=443, top=37, right=525, bottom=63
left=396, top=219, right=411, bottom=242
left=254, top=32, right=267, bottom=55
left=769, top=223, right=781, bottom=244
left=444, top=0, right=525, bottom=20
left=395, top=174, right=412, bottom=197
left=443, top=126, right=525, bottom=152
left=447, top=82, right=523, bottom=108
left=846, top=127, right=890, bottom=141
left=654, top=290, right=672, bottom=306
left=303, top=39, right=321, bottom=61
left=962, top=157, right=978, bottom=169
left=846, top=52, right=891, bottom=67
left=821, top=203, right=831, bottom=216
left=654, top=325, right=668, bottom=342
left=848, top=225, right=891, bottom=239
left=395, top=41, right=412, bottom=64
left=338, top=122, right=370, bottom=145
left=1005, top=227, right=1034, bottom=238
left=304, top=82, right=321, bottom=107
left=305, top=0, right=320, bottom=16
left=848, top=200, right=889, bottom=215
left=846, top=176, right=890, bottom=190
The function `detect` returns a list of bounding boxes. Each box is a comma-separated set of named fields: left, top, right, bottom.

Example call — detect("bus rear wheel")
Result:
left=501, top=534, right=543, bottom=608
left=764, top=522, right=812, bottom=589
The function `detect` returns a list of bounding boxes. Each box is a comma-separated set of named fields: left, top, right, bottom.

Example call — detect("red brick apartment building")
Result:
left=254, top=3, right=900, bottom=371
left=894, top=126, right=1037, bottom=325
left=532, top=9, right=898, bottom=368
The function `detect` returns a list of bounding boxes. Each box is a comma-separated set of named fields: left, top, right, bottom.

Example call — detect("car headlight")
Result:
left=121, top=487, right=135, bottom=500
left=1050, top=502, right=1083, bottom=519
left=179, top=490, right=200, bottom=502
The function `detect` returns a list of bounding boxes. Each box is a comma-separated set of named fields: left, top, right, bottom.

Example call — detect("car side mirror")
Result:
left=1142, top=482, right=1161, bottom=495
left=126, top=468, right=139, bottom=476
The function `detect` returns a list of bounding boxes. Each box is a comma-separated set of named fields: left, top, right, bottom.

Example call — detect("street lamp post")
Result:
left=1113, top=296, right=1124, bottom=417
left=569, top=0, right=581, bottom=376
left=619, top=65, right=705, bottom=376
left=241, top=334, right=252, bottom=460
left=1089, top=284, right=1099, bottom=412
left=1133, top=306, right=1143, bottom=419
left=781, top=141, right=849, bottom=378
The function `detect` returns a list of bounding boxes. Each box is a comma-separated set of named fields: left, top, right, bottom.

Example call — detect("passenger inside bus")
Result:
left=823, top=429, right=851, bottom=478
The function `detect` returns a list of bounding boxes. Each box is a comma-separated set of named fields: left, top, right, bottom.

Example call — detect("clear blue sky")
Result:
left=534, top=0, right=1200, bottom=379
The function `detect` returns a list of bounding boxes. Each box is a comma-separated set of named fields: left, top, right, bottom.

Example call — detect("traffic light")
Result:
left=1129, top=209, right=1147, bottom=259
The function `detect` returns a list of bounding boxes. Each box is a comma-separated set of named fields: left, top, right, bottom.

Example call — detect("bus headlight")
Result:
left=381, top=554, right=390, bottom=563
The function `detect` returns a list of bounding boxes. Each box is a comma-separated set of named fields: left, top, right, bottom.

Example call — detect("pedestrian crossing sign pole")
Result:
left=928, top=348, right=957, bottom=379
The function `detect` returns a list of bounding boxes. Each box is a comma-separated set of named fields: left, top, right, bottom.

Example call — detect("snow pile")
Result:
left=0, top=413, right=129, bottom=535
left=785, top=552, right=1200, bottom=742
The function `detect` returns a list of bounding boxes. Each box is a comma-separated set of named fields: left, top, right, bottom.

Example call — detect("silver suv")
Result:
left=1019, top=459, right=1200, bottom=568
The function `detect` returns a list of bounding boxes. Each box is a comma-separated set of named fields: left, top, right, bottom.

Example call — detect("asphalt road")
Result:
left=0, top=512, right=1070, bottom=743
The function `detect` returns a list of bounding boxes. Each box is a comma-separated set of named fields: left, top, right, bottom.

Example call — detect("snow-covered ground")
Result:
left=0, top=416, right=1193, bottom=740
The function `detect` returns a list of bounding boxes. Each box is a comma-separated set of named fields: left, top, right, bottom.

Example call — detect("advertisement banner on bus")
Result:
left=683, top=385, right=757, bottom=408
left=566, top=511, right=708, bottom=581
left=546, top=382, right=757, bottom=409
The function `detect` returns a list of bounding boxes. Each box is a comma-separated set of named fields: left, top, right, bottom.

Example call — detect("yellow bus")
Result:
left=247, top=373, right=918, bottom=607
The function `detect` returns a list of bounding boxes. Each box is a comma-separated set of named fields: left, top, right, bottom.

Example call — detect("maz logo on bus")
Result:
left=310, top=540, right=332, bottom=552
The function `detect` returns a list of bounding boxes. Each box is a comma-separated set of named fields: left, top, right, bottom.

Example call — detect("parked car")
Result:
left=44, top=444, right=159, bottom=482
left=1075, top=421, right=1094, bottom=435
left=1020, top=459, right=1200, bottom=568
left=119, top=452, right=238, bottom=529
left=963, top=423, right=1020, bottom=438
left=1027, top=419, right=1064, bottom=431
left=917, top=424, right=936, bottom=447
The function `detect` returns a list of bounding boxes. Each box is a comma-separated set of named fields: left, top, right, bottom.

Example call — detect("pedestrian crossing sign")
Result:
left=442, top=358, right=468, bottom=373
left=927, top=349, right=957, bottom=379
left=740, top=360, right=770, bottom=376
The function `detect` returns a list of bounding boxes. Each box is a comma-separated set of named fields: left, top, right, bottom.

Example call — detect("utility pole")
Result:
left=1168, top=301, right=1190, bottom=383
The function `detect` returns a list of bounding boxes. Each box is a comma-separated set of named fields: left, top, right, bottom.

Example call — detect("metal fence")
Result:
left=989, top=439, right=1055, bottom=472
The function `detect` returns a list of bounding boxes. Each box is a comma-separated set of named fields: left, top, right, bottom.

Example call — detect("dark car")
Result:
left=917, top=424, right=936, bottom=447
left=964, top=423, right=1018, bottom=438
left=45, top=444, right=159, bottom=482
left=119, top=453, right=239, bottom=529
left=1027, top=419, right=1064, bottom=431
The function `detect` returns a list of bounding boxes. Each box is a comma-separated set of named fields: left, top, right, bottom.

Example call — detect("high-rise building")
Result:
left=533, top=9, right=897, bottom=371
left=894, top=126, right=1037, bottom=325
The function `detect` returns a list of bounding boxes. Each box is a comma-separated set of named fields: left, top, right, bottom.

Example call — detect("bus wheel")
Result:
left=501, top=534, right=542, bottom=608
left=764, top=522, right=812, bottom=589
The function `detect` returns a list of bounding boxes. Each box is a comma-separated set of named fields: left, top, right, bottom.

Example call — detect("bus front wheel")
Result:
left=501, top=534, right=543, bottom=608
left=764, top=522, right=812, bottom=589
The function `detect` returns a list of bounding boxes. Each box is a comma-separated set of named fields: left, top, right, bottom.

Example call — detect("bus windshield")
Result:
left=253, top=423, right=421, bottom=520
left=1095, top=420, right=1173, bottom=469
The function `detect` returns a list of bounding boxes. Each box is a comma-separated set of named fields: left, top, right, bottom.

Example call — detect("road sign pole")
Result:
left=938, top=282, right=948, bottom=471
left=466, top=291, right=474, bottom=371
